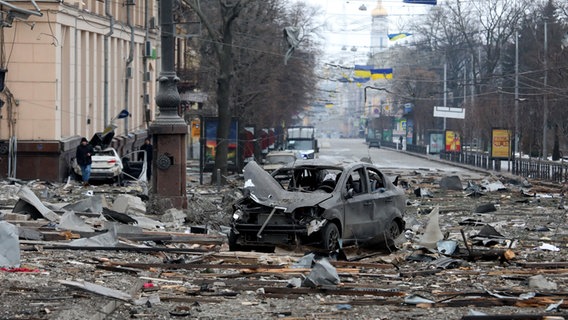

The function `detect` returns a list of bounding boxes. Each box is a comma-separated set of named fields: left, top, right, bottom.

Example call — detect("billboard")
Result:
left=429, top=131, right=444, bottom=154
left=491, top=129, right=511, bottom=159
left=202, top=117, right=238, bottom=172
left=445, top=130, right=461, bottom=152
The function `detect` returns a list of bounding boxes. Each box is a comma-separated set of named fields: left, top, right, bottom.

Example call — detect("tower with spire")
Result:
left=370, top=0, right=389, bottom=56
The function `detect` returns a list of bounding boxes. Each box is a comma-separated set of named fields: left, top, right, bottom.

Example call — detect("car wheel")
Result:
left=322, top=222, right=340, bottom=251
left=386, top=220, right=401, bottom=240
left=228, top=230, right=242, bottom=251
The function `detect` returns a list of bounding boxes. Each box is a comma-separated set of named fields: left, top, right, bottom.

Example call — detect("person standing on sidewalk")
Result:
left=140, top=138, right=153, bottom=180
left=76, top=137, right=94, bottom=186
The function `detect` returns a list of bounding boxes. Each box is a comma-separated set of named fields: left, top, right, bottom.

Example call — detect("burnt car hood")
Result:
left=243, top=161, right=331, bottom=212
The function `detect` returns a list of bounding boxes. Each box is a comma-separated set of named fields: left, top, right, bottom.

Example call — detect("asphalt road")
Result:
left=318, top=138, right=486, bottom=178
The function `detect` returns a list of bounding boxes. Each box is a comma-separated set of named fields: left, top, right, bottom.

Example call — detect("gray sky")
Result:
left=300, top=0, right=431, bottom=65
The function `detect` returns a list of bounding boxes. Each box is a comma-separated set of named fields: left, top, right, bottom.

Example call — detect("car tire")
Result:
left=228, top=230, right=242, bottom=251
left=387, top=220, right=401, bottom=239
left=322, top=222, right=340, bottom=251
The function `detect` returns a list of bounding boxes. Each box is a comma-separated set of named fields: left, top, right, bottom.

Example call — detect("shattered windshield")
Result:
left=242, top=161, right=333, bottom=212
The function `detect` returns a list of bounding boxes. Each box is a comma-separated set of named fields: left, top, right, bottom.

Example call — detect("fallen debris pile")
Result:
left=0, top=169, right=567, bottom=320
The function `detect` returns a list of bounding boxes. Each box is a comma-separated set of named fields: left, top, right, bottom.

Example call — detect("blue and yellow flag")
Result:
left=403, top=0, right=436, bottom=4
left=353, top=65, right=372, bottom=83
left=388, top=33, right=412, bottom=41
left=371, top=68, right=393, bottom=80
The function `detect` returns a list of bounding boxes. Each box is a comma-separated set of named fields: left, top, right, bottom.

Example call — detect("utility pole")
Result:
left=514, top=30, right=519, bottom=171
left=541, top=18, right=548, bottom=159
left=443, top=61, right=447, bottom=131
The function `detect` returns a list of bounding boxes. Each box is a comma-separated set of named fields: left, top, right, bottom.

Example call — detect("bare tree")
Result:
left=407, top=0, right=532, bottom=149
left=179, top=0, right=321, bottom=181
left=180, top=0, right=245, bottom=183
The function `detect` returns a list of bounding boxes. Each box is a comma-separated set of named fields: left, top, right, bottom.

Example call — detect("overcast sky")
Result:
left=299, top=0, right=431, bottom=65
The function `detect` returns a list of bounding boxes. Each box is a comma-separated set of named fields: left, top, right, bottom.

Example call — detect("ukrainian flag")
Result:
left=403, top=0, right=436, bottom=4
left=371, top=68, right=393, bottom=80
left=388, top=33, right=412, bottom=41
left=354, top=65, right=372, bottom=83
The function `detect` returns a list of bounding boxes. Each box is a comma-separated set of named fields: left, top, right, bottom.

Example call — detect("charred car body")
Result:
left=230, top=159, right=407, bottom=251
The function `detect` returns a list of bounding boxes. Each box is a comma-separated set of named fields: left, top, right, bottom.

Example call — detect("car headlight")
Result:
left=233, top=209, right=243, bottom=221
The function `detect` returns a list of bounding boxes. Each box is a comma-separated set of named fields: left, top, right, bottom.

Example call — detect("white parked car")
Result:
left=72, top=146, right=122, bottom=182
left=72, top=128, right=149, bottom=184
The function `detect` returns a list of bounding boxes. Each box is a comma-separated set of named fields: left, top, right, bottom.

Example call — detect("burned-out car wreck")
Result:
left=229, top=159, right=407, bottom=251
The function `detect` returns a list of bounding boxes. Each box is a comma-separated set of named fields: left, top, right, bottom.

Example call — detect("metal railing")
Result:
left=401, top=143, right=568, bottom=184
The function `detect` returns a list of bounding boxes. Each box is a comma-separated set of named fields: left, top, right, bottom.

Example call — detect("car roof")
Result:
left=276, top=157, right=363, bottom=171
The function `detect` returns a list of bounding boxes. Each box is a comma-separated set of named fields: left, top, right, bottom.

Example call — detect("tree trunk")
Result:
left=212, top=26, right=234, bottom=184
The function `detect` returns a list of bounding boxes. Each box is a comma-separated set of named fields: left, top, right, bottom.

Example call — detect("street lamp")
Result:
left=148, top=0, right=188, bottom=210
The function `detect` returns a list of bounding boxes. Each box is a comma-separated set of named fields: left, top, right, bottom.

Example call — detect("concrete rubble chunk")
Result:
left=160, top=208, right=187, bottom=227
left=0, top=221, right=20, bottom=267
left=439, top=175, right=463, bottom=191
left=528, top=274, right=558, bottom=291
left=112, top=194, right=146, bottom=215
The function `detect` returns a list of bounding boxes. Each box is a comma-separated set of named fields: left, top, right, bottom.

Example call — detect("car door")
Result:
left=121, top=150, right=147, bottom=182
left=342, top=166, right=376, bottom=242
left=367, top=166, right=398, bottom=236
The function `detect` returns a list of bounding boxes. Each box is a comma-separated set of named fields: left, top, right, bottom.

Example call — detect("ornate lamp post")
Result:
left=148, top=0, right=188, bottom=211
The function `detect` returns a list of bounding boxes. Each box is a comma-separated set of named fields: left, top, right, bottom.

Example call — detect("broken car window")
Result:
left=367, top=167, right=385, bottom=192
left=345, top=168, right=367, bottom=196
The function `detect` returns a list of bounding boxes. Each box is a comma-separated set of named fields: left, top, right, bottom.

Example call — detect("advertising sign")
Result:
left=203, top=117, right=238, bottom=172
left=429, top=131, right=444, bottom=154
left=445, top=130, right=461, bottom=152
left=491, top=129, right=511, bottom=159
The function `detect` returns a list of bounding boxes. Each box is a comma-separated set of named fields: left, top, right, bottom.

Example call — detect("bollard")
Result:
left=216, top=169, right=221, bottom=192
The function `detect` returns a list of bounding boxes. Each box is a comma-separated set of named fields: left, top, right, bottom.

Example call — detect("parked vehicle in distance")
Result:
left=229, top=159, right=406, bottom=252
left=286, top=126, right=319, bottom=159
left=262, top=150, right=297, bottom=173
left=72, top=146, right=122, bottom=182
left=71, top=130, right=147, bottom=184
left=367, top=128, right=381, bottom=149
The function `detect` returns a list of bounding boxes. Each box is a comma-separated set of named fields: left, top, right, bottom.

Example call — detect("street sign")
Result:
left=433, top=106, right=465, bottom=119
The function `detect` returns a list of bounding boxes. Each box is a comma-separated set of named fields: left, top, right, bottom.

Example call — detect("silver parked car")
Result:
left=230, top=159, right=407, bottom=252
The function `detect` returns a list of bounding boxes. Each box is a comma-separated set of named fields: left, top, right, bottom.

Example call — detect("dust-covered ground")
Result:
left=1, top=162, right=568, bottom=320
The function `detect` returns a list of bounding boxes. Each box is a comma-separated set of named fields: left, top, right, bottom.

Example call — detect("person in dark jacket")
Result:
left=76, top=137, right=94, bottom=186
left=140, top=138, right=153, bottom=179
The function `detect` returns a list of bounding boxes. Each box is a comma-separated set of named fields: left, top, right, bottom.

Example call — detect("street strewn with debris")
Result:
left=1, top=160, right=568, bottom=320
